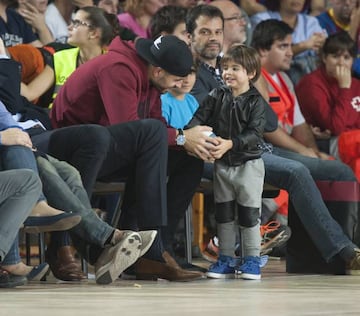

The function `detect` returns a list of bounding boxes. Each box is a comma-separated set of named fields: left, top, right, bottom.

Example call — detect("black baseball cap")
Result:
left=135, top=35, right=193, bottom=77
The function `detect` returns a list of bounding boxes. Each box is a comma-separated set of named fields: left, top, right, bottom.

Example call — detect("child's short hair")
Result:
left=221, top=44, right=261, bottom=82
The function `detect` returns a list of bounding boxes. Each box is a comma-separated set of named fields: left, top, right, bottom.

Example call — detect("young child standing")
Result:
left=187, top=44, right=266, bottom=280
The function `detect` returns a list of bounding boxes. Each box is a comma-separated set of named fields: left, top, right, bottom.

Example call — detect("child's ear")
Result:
left=248, top=71, right=256, bottom=80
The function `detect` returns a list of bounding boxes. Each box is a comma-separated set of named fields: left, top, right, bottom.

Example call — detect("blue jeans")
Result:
left=0, top=146, right=45, bottom=266
left=0, top=145, right=46, bottom=202
left=36, top=155, right=114, bottom=264
left=263, top=147, right=357, bottom=262
left=0, top=170, right=41, bottom=264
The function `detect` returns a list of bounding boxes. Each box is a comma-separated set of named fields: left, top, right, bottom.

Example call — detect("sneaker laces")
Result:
left=209, top=255, right=236, bottom=270
left=239, top=257, right=261, bottom=269
left=260, top=220, right=280, bottom=237
left=235, top=255, right=268, bottom=270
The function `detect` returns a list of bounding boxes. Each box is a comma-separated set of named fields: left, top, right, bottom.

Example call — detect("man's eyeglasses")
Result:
left=70, top=19, right=93, bottom=29
left=224, top=15, right=246, bottom=22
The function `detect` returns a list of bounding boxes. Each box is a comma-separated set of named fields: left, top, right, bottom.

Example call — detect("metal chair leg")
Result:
left=38, top=232, right=46, bottom=264
left=184, top=204, right=193, bottom=264
left=25, top=233, right=31, bottom=265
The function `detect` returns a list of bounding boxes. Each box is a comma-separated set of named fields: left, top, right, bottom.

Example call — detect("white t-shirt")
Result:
left=45, top=3, right=69, bottom=43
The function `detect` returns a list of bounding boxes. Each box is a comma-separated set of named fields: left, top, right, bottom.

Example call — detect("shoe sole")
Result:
left=201, top=251, right=218, bottom=263
left=96, top=233, right=141, bottom=285
left=27, top=263, right=50, bottom=281
left=261, top=230, right=290, bottom=255
left=23, top=216, right=81, bottom=234
left=346, top=270, right=360, bottom=276
left=235, top=255, right=269, bottom=275
left=136, top=272, right=205, bottom=282
left=138, top=231, right=157, bottom=257
left=206, top=271, right=235, bottom=279
left=0, top=279, right=27, bottom=288
left=239, top=273, right=261, bottom=280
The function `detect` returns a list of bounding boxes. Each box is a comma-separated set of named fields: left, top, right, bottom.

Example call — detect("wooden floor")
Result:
left=1, top=259, right=359, bottom=316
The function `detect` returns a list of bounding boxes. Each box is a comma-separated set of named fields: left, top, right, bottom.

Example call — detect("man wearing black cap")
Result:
left=51, top=34, right=216, bottom=281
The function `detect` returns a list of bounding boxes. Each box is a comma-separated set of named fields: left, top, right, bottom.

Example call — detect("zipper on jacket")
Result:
left=227, top=100, right=236, bottom=165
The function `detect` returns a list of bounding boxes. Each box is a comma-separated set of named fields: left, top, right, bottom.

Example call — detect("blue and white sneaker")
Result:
left=237, top=256, right=261, bottom=280
left=235, top=255, right=267, bottom=276
left=206, top=255, right=240, bottom=279
left=259, top=255, right=269, bottom=268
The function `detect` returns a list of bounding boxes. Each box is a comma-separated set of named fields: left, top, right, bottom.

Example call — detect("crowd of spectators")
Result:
left=0, top=0, right=359, bottom=288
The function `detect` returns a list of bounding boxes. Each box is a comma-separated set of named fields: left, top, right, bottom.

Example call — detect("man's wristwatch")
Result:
left=175, top=128, right=186, bottom=146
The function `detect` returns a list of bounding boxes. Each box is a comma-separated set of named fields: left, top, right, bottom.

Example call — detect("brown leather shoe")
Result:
left=46, top=246, right=87, bottom=281
left=134, top=251, right=204, bottom=282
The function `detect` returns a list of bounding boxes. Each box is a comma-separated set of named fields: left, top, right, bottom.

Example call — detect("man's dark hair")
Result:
left=186, top=4, right=224, bottom=35
left=149, top=5, right=188, bottom=40
left=251, top=19, right=293, bottom=51
left=321, top=31, right=357, bottom=59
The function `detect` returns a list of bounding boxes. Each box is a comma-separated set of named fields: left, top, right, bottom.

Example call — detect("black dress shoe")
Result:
left=0, top=269, right=27, bottom=288
left=23, top=213, right=81, bottom=233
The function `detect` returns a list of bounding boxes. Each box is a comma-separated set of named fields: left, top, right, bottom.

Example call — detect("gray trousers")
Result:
left=0, top=169, right=41, bottom=261
left=214, top=159, right=264, bottom=257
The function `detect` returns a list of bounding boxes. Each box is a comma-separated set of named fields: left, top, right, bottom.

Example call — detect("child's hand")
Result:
left=210, top=137, right=233, bottom=159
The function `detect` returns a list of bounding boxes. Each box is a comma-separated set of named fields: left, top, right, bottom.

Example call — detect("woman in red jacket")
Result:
left=296, top=32, right=360, bottom=180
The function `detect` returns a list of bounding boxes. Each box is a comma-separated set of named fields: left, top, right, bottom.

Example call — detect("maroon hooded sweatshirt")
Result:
left=51, top=37, right=177, bottom=144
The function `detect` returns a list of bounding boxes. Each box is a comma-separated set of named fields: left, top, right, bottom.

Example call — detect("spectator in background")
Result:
left=168, top=0, right=203, bottom=8
left=316, top=0, right=360, bottom=77
left=253, top=19, right=332, bottom=161
left=45, top=0, right=92, bottom=43
left=296, top=32, right=360, bottom=180
left=149, top=4, right=190, bottom=44
left=20, top=6, right=120, bottom=106
left=94, top=0, right=119, bottom=14
left=210, top=0, right=247, bottom=53
left=117, top=0, right=167, bottom=38
left=251, top=0, right=327, bottom=84
left=17, top=0, right=54, bottom=44
left=241, top=0, right=327, bottom=17
left=0, top=0, right=43, bottom=46
left=251, top=18, right=360, bottom=276
left=241, top=0, right=267, bottom=16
